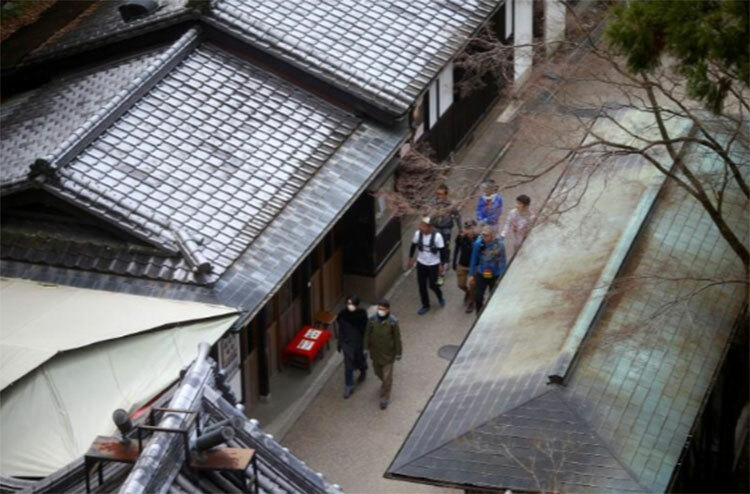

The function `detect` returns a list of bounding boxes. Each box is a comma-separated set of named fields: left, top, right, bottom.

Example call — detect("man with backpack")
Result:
left=408, top=217, right=446, bottom=315
left=366, top=299, right=402, bottom=410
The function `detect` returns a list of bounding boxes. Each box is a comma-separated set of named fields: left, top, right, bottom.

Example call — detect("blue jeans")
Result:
left=345, top=368, right=355, bottom=387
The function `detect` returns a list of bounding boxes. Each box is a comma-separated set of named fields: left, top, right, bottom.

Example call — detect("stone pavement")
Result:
left=280, top=40, right=624, bottom=493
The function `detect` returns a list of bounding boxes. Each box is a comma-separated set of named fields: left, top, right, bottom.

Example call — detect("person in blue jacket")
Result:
left=476, top=180, right=503, bottom=226
left=468, top=225, right=507, bottom=313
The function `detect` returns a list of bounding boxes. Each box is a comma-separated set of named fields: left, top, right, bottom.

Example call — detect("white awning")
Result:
left=0, top=314, right=239, bottom=477
left=0, top=277, right=236, bottom=390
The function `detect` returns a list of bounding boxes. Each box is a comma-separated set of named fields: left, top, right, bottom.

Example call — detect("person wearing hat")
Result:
left=468, top=225, right=507, bottom=313
left=337, top=294, right=368, bottom=399
left=408, top=216, right=446, bottom=315
left=476, top=179, right=503, bottom=226
left=453, top=219, right=478, bottom=313
left=365, top=299, right=402, bottom=410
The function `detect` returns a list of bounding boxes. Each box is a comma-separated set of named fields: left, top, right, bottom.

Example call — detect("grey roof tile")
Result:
left=4, top=39, right=361, bottom=284
left=209, top=0, right=501, bottom=115
left=0, top=50, right=162, bottom=190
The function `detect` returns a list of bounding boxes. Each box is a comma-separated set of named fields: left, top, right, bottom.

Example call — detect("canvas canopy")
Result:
left=0, top=278, right=239, bottom=477
left=0, top=277, right=235, bottom=390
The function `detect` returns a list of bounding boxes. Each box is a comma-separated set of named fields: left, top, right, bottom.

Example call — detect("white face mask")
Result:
left=377, top=309, right=388, bottom=318
left=347, top=304, right=356, bottom=312
left=484, top=193, right=494, bottom=200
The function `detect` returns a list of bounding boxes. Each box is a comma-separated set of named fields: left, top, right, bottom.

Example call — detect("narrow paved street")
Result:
left=280, top=42, right=621, bottom=493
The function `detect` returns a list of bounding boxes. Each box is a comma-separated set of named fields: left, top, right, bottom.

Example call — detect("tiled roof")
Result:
left=1, top=119, right=406, bottom=307
left=398, top=389, right=645, bottom=492
left=2, top=29, right=361, bottom=285
left=19, top=0, right=504, bottom=117
left=388, top=121, right=749, bottom=491
left=27, top=0, right=194, bottom=62
left=388, top=114, right=750, bottom=492
left=0, top=49, right=161, bottom=191
left=209, top=0, right=502, bottom=116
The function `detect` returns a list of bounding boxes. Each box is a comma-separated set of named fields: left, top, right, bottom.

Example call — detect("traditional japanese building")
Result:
left=1, top=0, right=535, bottom=419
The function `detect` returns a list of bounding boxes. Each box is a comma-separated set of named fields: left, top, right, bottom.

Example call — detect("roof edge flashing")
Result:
left=547, top=183, right=665, bottom=385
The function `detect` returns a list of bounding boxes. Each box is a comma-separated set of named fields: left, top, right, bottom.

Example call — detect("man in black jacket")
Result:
left=337, top=294, right=368, bottom=398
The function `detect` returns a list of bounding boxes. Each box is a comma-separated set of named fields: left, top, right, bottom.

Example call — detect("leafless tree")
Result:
left=384, top=2, right=748, bottom=278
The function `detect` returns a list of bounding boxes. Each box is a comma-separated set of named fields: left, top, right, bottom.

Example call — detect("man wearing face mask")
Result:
left=476, top=179, right=503, bottom=226
left=337, top=294, right=368, bottom=399
left=365, top=299, right=402, bottom=410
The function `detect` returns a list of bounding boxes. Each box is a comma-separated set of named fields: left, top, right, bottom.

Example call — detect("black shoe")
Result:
left=357, top=370, right=366, bottom=383
left=379, top=401, right=389, bottom=410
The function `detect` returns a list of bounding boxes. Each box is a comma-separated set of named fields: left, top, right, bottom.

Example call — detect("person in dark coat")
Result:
left=337, top=294, right=368, bottom=398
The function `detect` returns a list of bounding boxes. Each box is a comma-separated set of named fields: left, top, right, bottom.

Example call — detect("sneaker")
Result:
left=417, top=306, right=430, bottom=315
left=438, top=297, right=446, bottom=308
left=343, top=386, right=354, bottom=399
left=357, top=370, right=366, bottom=383
left=379, top=401, right=389, bottom=410
left=465, top=306, right=474, bottom=314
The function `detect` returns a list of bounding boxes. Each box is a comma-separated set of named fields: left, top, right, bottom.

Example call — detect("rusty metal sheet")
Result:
left=85, top=436, right=140, bottom=463
left=189, top=447, right=254, bottom=472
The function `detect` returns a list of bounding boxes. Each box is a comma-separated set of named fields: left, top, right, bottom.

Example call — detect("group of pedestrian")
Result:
left=409, top=180, right=534, bottom=315
left=334, top=180, right=534, bottom=411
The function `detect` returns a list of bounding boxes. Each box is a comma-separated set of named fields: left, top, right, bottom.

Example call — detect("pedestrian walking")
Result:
left=476, top=179, right=503, bottom=226
left=429, top=184, right=461, bottom=285
left=365, top=299, right=402, bottom=410
left=453, top=220, right=478, bottom=313
left=468, top=226, right=507, bottom=313
left=337, top=294, right=368, bottom=399
left=408, top=217, right=446, bottom=315
left=501, top=194, right=534, bottom=254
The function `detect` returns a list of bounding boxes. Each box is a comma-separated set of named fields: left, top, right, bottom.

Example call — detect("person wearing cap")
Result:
left=501, top=194, right=534, bottom=254
left=408, top=217, right=446, bottom=315
left=365, top=299, right=402, bottom=410
left=453, top=220, right=478, bottom=313
left=476, top=179, right=503, bottom=226
left=469, top=226, right=507, bottom=313
left=337, top=294, right=368, bottom=399
left=429, top=184, right=461, bottom=282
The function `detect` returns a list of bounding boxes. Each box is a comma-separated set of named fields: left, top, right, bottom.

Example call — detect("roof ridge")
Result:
left=555, top=388, right=648, bottom=491
left=29, top=26, right=202, bottom=182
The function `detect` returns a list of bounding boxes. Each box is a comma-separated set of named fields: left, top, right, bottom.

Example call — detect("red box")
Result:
left=282, top=326, right=332, bottom=371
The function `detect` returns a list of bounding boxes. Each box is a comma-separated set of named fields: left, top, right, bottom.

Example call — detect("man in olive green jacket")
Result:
left=366, top=299, right=402, bottom=410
